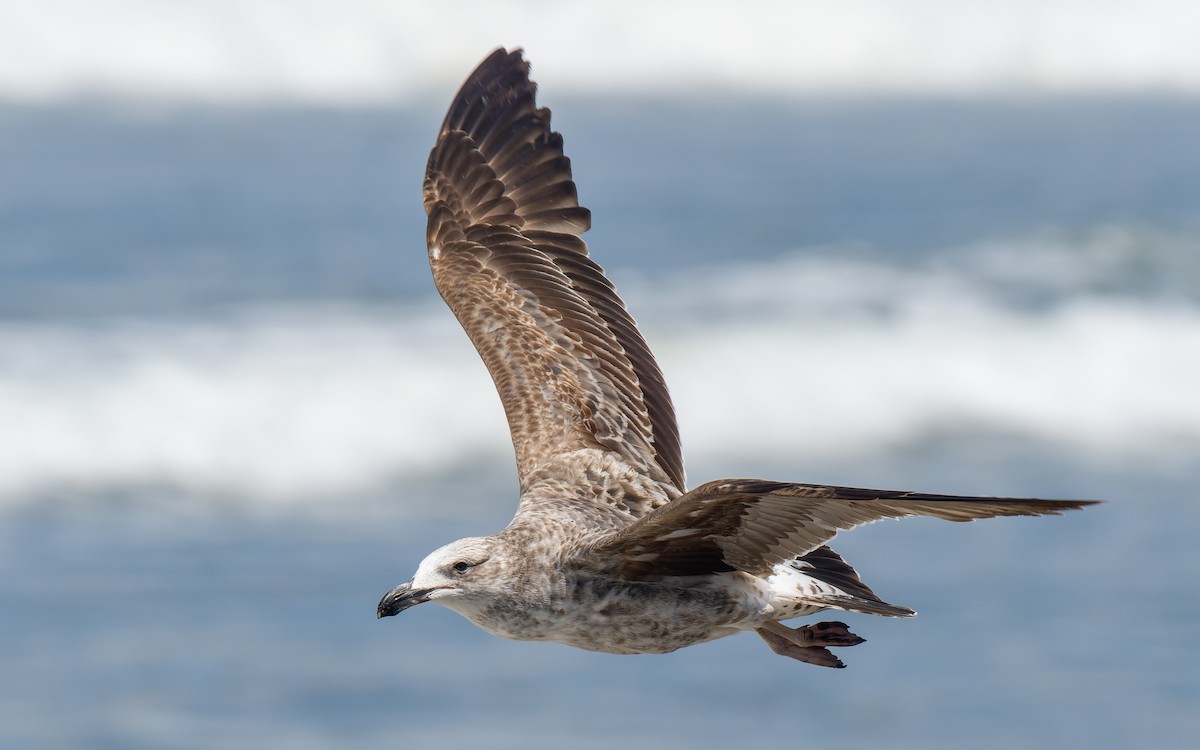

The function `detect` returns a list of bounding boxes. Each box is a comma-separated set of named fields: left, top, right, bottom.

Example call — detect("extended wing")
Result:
left=591, top=479, right=1098, bottom=579
left=424, top=49, right=685, bottom=506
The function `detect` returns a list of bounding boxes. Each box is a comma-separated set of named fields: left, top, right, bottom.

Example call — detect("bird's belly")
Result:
left=472, top=576, right=766, bottom=654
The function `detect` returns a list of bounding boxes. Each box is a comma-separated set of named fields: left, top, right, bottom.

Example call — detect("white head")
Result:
left=376, top=536, right=500, bottom=619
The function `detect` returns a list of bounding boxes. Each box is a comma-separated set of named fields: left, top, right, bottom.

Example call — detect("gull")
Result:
left=376, top=48, right=1096, bottom=668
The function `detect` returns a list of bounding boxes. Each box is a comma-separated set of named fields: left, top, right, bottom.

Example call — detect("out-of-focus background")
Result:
left=2, top=2, right=1197, bottom=748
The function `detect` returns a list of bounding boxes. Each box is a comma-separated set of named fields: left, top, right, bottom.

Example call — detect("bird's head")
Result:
left=376, top=536, right=498, bottom=619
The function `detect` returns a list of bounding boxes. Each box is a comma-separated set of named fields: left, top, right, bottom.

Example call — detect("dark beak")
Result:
left=376, top=580, right=434, bottom=618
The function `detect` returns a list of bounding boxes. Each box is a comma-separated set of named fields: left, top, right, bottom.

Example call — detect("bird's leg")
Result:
left=755, top=620, right=866, bottom=668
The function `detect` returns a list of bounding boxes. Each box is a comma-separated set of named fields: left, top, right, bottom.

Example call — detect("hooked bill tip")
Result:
left=377, top=581, right=431, bottom=619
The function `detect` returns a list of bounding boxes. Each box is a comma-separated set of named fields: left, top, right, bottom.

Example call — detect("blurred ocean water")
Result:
left=3, top=96, right=1199, bottom=502
left=3, top=42, right=1200, bottom=750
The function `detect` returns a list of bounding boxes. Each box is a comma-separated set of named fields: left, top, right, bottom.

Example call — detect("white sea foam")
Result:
left=2, top=233, right=1197, bottom=506
left=2, top=1, right=1198, bottom=102
left=0, top=306, right=512, bottom=504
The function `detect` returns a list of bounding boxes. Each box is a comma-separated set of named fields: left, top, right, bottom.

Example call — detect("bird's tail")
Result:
left=785, top=545, right=916, bottom=618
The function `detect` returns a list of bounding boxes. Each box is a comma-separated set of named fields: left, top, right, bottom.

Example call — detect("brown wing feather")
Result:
left=424, top=48, right=685, bottom=497
left=593, top=479, right=1098, bottom=579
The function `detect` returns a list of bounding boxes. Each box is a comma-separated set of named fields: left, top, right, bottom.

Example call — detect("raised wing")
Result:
left=590, top=479, right=1098, bottom=579
left=423, top=48, right=685, bottom=500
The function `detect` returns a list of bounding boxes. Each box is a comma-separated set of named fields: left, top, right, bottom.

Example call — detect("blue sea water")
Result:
left=2, top=95, right=1199, bottom=749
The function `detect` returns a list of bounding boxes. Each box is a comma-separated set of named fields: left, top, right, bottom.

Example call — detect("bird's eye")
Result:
left=452, top=561, right=471, bottom=574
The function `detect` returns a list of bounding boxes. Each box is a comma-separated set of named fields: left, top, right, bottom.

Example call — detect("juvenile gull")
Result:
left=376, top=48, right=1097, bottom=668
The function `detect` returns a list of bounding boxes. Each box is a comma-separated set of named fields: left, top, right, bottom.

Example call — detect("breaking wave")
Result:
left=2, top=0, right=1199, bottom=102
left=3, top=228, right=1197, bottom=506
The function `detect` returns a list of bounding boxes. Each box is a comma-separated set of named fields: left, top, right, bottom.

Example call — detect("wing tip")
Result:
left=432, top=48, right=589, bottom=234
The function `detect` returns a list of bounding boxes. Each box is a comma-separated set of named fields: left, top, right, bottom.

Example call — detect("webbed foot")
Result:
left=755, top=620, right=866, bottom=668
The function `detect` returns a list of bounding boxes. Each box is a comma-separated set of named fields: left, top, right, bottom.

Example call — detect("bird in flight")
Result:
left=377, top=48, right=1096, bottom=668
